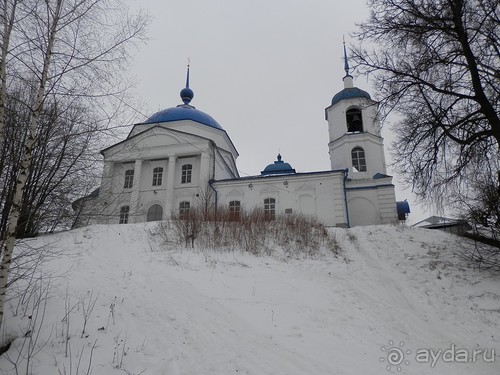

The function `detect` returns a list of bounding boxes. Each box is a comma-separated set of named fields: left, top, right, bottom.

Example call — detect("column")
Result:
left=165, top=155, right=177, bottom=218
left=130, top=159, right=142, bottom=222
left=100, top=161, right=114, bottom=196
left=200, top=151, right=211, bottom=183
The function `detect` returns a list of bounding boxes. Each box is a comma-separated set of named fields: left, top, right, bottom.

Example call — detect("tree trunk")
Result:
left=0, top=0, right=18, bottom=148
left=0, top=0, right=62, bottom=330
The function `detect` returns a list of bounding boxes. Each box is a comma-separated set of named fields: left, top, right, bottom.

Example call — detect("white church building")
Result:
left=75, top=51, right=408, bottom=227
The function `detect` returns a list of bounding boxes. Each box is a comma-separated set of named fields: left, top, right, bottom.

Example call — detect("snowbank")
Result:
left=0, top=223, right=498, bottom=374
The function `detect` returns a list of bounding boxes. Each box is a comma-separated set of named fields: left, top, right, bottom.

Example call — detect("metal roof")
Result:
left=396, top=200, right=411, bottom=214
left=143, top=104, right=223, bottom=130
left=261, top=154, right=296, bottom=176
left=331, top=87, right=371, bottom=106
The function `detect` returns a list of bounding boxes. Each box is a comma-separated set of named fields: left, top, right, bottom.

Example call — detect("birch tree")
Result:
left=0, top=0, right=147, bottom=329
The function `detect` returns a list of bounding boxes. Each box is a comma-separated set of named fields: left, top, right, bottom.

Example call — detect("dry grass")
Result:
left=153, top=208, right=341, bottom=259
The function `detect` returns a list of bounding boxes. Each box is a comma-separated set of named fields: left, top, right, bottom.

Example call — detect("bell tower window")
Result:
left=351, top=146, right=367, bottom=172
left=346, top=108, right=363, bottom=133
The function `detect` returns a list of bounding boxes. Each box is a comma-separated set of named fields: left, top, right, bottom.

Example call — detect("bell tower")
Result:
left=325, top=43, right=388, bottom=179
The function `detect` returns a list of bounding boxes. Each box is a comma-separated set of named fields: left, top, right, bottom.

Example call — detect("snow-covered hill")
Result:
left=0, top=223, right=499, bottom=374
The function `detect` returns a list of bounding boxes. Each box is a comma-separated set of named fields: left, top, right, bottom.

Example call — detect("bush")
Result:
left=153, top=208, right=341, bottom=259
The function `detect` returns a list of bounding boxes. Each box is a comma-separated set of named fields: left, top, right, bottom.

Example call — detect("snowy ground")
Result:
left=0, top=223, right=499, bottom=374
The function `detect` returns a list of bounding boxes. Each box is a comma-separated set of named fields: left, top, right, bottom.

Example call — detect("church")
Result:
left=74, top=49, right=409, bottom=227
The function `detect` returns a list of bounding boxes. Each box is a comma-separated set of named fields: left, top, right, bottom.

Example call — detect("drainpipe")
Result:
left=208, top=141, right=218, bottom=217
left=208, top=179, right=218, bottom=218
left=343, top=168, right=350, bottom=228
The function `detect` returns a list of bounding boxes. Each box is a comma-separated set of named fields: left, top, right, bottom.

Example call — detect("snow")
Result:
left=1, top=223, right=499, bottom=374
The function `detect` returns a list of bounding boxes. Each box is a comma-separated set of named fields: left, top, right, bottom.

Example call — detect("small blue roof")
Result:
left=331, top=87, right=371, bottom=106
left=144, top=104, right=223, bottom=130
left=261, top=154, right=296, bottom=176
left=396, top=200, right=411, bottom=214
left=373, top=172, right=391, bottom=179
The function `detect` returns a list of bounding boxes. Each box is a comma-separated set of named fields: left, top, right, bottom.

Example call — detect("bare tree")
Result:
left=0, top=0, right=147, bottom=330
left=351, top=0, right=500, bottom=203
left=460, top=172, right=500, bottom=237
left=197, top=181, right=216, bottom=220
left=0, top=88, right=103, bottom=239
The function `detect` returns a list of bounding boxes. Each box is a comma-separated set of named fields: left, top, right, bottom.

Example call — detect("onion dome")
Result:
left=143, top=65, right=223, bottom=130
left=261, top=154, right=296, bottom=176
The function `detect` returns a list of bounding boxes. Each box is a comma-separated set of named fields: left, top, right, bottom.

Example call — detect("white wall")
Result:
left=213, top=171, right=348, bottom=227
left=346, top=176, right=398, bottom=226
left=326, top=98, right=381, bottom=141
left=325, top=90, right=388, bottom=179
left=328, top=133, right=387, bottom=178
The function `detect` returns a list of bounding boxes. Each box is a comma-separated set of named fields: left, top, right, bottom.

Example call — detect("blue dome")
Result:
left=261, top=154, right=296, bottom=176
left=331, top=87, right=371, bottom=106
left=144, top=68, right=222, bottom=130
left=144, top=104, right=223, bottom=130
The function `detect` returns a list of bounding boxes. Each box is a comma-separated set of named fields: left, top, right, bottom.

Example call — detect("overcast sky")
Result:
left=125, top=0, right=435, bottom=223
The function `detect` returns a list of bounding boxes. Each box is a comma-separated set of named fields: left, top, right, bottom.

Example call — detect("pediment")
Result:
left=102, top=126, right=208, bottom=160
left=135, top=126, right=205, bottom=147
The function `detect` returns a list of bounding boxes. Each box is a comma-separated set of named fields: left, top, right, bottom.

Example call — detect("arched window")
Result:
left=152, top=167, right=163, bottom=186
left=181, top=164, right=192, bottom=184
left=124, top=169, right=134, bottom=189
left=147, top=204, right=163, bottom=222
left=229, top=200, right=241, bottom=220
left=346, top=108, right=363, bottom=133
left=179, top=201, right=190, bottom=219
left=351, top=146, right=367, bottom=172
left=119, top=206, right=130, bottom=224
left=264, top=198, right=276, bottom=220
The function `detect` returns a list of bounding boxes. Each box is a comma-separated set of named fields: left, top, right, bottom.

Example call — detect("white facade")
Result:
left=75, top=67, right=400, bottom=227
left=326, top=75, right=388, bottom=178
left=213, top=171, right=348, bottom=227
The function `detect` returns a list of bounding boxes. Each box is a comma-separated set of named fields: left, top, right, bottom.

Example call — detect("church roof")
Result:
left=261, top=154, right=296, bottom=176
left=331, top=41, right=372, bottom=106
left=144, top=64, right=223, bottom=130
left=144, top=105, right=223, bottom=130
left=396, top=200, right=411, bottom=214
left=331, top=87, right=371, bottom=106
left=373, top=172, right=391, bottom=179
